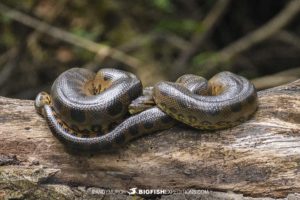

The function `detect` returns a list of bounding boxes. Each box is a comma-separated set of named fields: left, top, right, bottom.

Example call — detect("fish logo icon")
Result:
left=128, top=187, right=137, bottom=195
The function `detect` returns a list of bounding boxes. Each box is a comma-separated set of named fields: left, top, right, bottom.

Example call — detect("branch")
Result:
left=0, top=80, right=300, bottom=198
left=274, top=30, right=300, bottom=49
left=27, top=0, right=69, bottom=61
left=171, top=0, right=232, bottom=79
left=218, top=0, right=300, bottom=62
left=0, top=48, right=18, bottom=88
left=0, top=3, right=141, bottom=69
left=251, top=67, right=300, bottom=90
left=197, top=0, right=300, bottom=77
left=83, top=32, right=190, bottom=71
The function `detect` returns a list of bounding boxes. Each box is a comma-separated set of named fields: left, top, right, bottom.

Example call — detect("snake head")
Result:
left=34, top=92, right=51, bottom=116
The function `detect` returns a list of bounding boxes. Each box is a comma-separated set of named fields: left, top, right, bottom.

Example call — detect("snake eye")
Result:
left=103, top=75, right=111, bottom=81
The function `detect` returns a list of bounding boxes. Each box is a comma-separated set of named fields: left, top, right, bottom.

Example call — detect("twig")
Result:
left=118, top=32, right=189, bottom=52
left=0, top=3, right=141, bottom=69
left=198, top=0, right=300, bottom=77
left=0, top=48, right=14, bottom=66
left=218, top=0, right=300, bottom=62
left=27, top=0, right=69, bottom=61
left=274, top=30, right=300, bottom=50
left=171, top=0, right=232, bottom=79
left=83, top=32, right=190, bottom=72
left=251, top=67, right=300, bottom=90
left=158, top=32, right=190, bottom=51
left=0, top=49, right=19, bottom=88
left=0, top=3, right=38, bottom=94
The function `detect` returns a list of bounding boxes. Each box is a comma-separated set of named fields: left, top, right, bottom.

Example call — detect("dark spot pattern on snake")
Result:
left=107, top=100, right=123, bottom=116
left=53, top=99, right=63, bottom=111
left=129, top=124, right=139, bottom=135
left=247, top=93, right=256, bottom=104
left=143, top=121, right=154, bottom=129
left=128, top=84, right=142, bottom=100
left=230, top=102, right=242, bottom=112
left=115, top=134, right=126, bottom=144
left=160, top=116, right=173, bottom=124
left=70, top=109, right=86, bottom=123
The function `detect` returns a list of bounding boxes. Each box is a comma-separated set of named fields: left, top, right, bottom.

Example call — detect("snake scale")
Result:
left=35, top=68, right=258, bottom=150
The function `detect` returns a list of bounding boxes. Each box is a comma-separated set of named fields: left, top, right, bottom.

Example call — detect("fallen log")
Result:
left=0, top=80, right=300, bottom=199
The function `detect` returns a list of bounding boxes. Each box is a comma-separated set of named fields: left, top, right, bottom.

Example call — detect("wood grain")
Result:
left=0, top=80, right=300, bottom=199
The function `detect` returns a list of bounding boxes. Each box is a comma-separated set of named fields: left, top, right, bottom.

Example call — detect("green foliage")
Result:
left=156, top=19, right=199, bottom=36
left=2, top=0, right=35, bottom=9
left=1, top=29, right=16, bottom=47
left=70, top=26, right=102, bottom=41
left=0, top=15, right=12, bottom=24
left=152, top=0, right=173, bottom=12
left=0, top=0, right=298, bottom=99
left=192, top=52, right=218, bottom=66
left=0, top=17, right=15, bottom=46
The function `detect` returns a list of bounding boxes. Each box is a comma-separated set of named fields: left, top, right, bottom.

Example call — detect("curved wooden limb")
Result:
left=0, top=80, right=300, bottom=199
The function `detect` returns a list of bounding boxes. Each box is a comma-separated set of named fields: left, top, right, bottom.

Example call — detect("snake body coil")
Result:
left=35, top=68, right=257, bottom=150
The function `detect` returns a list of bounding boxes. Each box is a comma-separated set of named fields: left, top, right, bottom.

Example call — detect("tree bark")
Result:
left=0, top=80, right=300, bottom=199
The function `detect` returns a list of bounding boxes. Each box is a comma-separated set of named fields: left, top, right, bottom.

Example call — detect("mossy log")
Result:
left=0, top=80, right=300, bottom=200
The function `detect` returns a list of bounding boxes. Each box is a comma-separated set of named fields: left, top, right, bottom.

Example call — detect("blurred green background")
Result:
left=0, top=0, right=299, bottom=99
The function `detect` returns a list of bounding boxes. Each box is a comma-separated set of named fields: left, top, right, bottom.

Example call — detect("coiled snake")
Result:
left=35, top=68, right=257, bottom=150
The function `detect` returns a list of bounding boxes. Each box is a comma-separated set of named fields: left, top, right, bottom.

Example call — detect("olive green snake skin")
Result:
left=35, top=68, right=258, bottom=150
